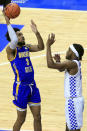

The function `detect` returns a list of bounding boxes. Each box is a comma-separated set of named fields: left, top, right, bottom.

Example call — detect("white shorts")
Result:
left=65, top=97, right=84, bottom=130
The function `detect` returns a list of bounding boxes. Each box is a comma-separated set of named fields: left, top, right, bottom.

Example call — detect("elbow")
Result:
left=58, top=68, right=65, bottom=72
left=47, top=63, right=51, bottom=68
left=42, top=42, right=45, bottom=50
left=47, top=62, right=54, bottom=68
left=38, top=43, right=45, bottom=51
left=40, top=46, right=44, bottom=51
left=58, top=69, right=63, bottom=72
left=42, top=45, right=45, bottom=50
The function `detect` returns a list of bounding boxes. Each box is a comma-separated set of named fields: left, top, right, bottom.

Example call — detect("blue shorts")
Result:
left=13, top=81, right=41, bottom=110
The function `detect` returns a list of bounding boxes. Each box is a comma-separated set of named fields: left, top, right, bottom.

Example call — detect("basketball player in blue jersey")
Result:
left=3, top=12, right=44, bottom=131
left=46, top=33, right=84, bottom=131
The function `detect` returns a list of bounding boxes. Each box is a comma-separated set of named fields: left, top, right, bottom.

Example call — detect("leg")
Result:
left=30, top=105, right=42, bottom=131
left=13, top=110, right=27, bottom=131
left=65, top=124, right=69, bottom=131
left=66, top=124, right=80, bottom=131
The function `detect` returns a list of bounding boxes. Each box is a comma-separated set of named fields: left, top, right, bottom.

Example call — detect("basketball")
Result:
left=4, top=3, right=20, bottom=19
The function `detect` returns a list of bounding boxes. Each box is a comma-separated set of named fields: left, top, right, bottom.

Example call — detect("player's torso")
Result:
left=64, top=60, right=82, bottom=98
left=10, top=46, right=34, bottom=84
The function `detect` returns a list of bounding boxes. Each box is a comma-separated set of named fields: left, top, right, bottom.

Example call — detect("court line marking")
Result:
left=0, top=48, right=87, bottom=66
left=0, top=51, right=66, bottom=66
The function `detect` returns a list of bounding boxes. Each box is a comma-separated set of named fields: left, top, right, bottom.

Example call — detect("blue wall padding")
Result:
left=0, top=24, right=24, bottom=52
left=18, top=0, right=87, bottom=11
left=0, top=130, right=10, bottom=131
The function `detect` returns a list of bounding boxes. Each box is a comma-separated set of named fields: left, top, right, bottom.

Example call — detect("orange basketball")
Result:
left=4, top=3, right=20, bottom=19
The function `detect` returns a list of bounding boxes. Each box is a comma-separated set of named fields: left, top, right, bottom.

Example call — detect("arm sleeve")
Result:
left=7, top=24, right=18, bottom=49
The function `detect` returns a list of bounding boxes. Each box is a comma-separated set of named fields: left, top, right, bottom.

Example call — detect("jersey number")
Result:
left=26, top=58, right=29, bottom=65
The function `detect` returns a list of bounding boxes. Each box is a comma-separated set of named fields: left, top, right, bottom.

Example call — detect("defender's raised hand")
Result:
left=46, top=33, right=56, bottom=47
left=30, top=20, right=38, bottom=34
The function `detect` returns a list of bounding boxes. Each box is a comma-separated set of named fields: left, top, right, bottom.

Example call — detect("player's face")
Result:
left=66, top=48, right=73, bottom=60
left=16, top=31, right=25, bottom=46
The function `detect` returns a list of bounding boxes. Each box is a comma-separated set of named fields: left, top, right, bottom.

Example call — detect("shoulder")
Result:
left=6, top=46, right=17, bottom=61
left=63, top=60, right=77, bottom=66
left=72, top=60, right=79, bottom=65
left=63, top=60, right=78, bottom=70
left=6, top=45, right=16, bottom=54
left=66, top=60, right=79, bottom=75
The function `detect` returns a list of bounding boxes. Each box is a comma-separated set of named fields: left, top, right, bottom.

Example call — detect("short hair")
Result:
left=73, top=43, right=84, bottom=60
left=5, top=28, right=20, bottom=41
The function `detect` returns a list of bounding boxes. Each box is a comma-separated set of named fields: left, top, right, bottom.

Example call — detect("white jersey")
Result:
left=64, top=60, right=82, bottom=98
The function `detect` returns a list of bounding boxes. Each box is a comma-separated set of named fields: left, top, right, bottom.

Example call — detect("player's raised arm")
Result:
left=46, top=33, right=77, bottom=72
left=26, top=20, right=44, bottom=52
left=3, top=11, right=18, bottom=60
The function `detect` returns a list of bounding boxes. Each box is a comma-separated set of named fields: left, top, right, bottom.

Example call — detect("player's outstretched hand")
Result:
left=46, top=33, right=56, bottom=47
left=2, top=10, right=10, bottom=25
left=30, top=20, right=38, bottom=34
left=53, top=54, right=61, bottom=62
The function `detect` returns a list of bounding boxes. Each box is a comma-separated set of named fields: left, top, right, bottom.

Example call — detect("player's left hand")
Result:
left=30, top=20, right=38, bottom=34
left=46, top=33, right=56, bottom=47
left=53, top=54, right=61, bottom=62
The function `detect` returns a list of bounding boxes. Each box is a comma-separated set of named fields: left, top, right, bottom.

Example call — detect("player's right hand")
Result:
left=46, top=33, right=56, bottom=47
left=30, top=20, right=38, bottom=34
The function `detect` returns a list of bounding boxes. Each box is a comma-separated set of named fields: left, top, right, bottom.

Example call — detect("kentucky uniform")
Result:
left=10, top=46, right=41, bottom=110
left=64, top=60, right=84, bottom=130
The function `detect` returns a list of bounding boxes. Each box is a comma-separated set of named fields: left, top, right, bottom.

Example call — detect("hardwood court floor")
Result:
left=0, top=8, right=87, bottom=131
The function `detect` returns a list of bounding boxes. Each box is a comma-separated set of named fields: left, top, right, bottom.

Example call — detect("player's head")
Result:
left=5, top=28, right=25, bottom=46
left=16, top=30, right=25, bottom=46
left=66, top=43, right=84, bottom=61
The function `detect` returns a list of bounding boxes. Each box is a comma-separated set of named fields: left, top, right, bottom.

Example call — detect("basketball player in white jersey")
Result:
left=46, top=33, right=84, bottom=131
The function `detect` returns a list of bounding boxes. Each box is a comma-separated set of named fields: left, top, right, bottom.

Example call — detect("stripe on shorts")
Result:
left=68, top=98, right=78, bottom=130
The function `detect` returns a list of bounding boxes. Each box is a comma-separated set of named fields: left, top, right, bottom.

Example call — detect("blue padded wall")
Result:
left=0, top=24, right=24, bottom=52
left=18, top=0, right=87, bottom=11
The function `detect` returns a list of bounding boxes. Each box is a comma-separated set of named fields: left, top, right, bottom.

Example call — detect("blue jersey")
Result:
left=10, top=46, right=34, bottom=84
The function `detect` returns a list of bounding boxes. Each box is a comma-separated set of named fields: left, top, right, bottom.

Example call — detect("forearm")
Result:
left=3, top=11, right=18, bottom=50
left=7, top=24, right=18, bottom=49
left=4, top=16, right=10, bottom=25
left=35, top=31, right=44, bottom=50
left=46, top=46, right=66, bottom=70
left=46, top=45, right=54, bottom=67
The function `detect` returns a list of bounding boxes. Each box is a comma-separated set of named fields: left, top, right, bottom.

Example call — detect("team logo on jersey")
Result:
left=18, top=51, right=29, bottom=58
